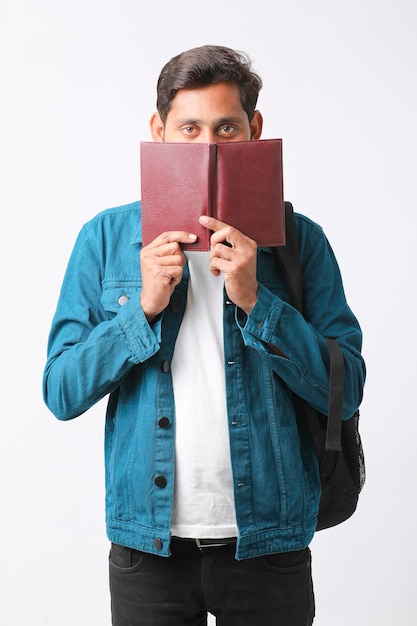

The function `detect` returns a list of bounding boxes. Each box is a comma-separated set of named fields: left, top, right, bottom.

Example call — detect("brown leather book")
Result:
left=140, top=139, right=285, bottom=251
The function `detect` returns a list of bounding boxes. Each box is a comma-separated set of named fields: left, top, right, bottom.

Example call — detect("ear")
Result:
left=149, top=112, right=165, bottom=142
left=250, top=110, right=263, bottom=140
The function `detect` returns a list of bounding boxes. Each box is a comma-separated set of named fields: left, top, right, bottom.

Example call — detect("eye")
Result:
left=218, top=124, right=238, bottom=136
left=181, top=125, right=196, bottom=135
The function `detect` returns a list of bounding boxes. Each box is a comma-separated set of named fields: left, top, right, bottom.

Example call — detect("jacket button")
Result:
left=153, top=538, right=163, bottom=551
left=161, top=360, right=170, bottom=373
left=158, top=417, right=170, bottom=429
left=154, top=475, right=167, bottom=488
left=117, top=295, right=130, bottom=306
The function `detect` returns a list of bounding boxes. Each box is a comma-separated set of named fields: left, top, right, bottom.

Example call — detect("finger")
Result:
left=156, top=254, right=187, bottom=267
left=199, top=215, right=256, bottom=250
left=199, top=215, right=229, bottom=232
left=159, top=266, right=184, bottom=284
left=199, top=216, right=236, bottom=248
left=211, top=241, right=235, bottom=261
left=146, top=231, right=197, bottom=248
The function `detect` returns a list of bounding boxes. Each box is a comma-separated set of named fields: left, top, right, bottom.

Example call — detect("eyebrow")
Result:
left=175, top=116, right=244, bottom=126
left=216, top=117, right=244, bottom=126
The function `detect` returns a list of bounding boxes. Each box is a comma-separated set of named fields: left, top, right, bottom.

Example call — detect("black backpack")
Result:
left=274, top=202, right=365, bottom=530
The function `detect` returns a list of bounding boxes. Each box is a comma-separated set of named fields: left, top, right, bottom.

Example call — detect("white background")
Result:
left=1, top=0, right=416, bottom=624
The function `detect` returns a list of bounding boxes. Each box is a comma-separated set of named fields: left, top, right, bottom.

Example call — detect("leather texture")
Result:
left=140, top=139, right=285, bottom=250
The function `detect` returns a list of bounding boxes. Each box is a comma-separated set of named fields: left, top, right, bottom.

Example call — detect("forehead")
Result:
left=167, top=83, right=247, bottom=122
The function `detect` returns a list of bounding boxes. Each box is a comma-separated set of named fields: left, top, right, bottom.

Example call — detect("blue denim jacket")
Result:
left=43, top=201, right=365, bottom=559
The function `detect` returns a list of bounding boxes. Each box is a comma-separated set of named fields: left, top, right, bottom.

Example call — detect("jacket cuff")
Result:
left=237, top=283, right=284, bottom=348
left=118, top=296, right=162, bottom=363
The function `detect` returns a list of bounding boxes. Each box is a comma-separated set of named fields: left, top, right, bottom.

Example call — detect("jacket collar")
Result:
left=131, top=207, right=142, bottom=245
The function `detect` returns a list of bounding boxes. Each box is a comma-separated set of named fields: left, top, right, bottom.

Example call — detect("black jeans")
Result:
left=109, top=538, right=315, bottom=625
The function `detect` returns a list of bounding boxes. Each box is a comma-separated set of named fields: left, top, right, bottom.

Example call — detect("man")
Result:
left=43, top=45, right=365, bottom=625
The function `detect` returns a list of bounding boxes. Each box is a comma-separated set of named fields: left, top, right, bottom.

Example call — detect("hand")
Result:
left=199, top=215, right=258, bottom=314
left=140, top=231, right=197, bottom=322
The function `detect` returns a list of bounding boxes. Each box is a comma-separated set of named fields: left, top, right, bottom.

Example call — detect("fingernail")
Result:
left=199, top=215, right=209, bottom=224
left=188, top=233, right=197, bottom=240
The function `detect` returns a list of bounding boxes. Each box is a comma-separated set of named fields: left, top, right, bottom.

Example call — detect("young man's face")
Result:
left=150, top=82, right=263, bottom=144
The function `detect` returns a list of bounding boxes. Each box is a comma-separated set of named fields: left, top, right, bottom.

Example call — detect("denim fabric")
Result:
left=43, top=201, right=365, bottom=560
left=109, top=540, right=315, bottom=625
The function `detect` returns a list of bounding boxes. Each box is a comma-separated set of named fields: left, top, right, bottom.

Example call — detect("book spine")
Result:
left=209, top=143, right=217, bottom=218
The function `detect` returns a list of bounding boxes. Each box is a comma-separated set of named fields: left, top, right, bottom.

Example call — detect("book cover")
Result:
left=140, top=139, right=285, bottom=251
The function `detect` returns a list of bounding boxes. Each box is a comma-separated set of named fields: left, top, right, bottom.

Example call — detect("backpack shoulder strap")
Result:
left=324, top=338, right=343, bottom=451
left=273, top=201, right=303, bottom=312
left=273, top=202, right=343, bottom=452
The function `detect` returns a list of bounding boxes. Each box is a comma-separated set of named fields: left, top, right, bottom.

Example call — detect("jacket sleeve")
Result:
left=42, top=223, right=161, bottom=421
left=238, top=216, right=365, bottom=419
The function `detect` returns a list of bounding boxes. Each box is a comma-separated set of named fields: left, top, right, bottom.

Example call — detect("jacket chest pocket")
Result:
left=101, top=282, right=142, bottom=316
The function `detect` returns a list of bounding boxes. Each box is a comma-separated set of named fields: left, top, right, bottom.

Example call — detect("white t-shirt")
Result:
left=170, top=252, right=238, bottom=538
